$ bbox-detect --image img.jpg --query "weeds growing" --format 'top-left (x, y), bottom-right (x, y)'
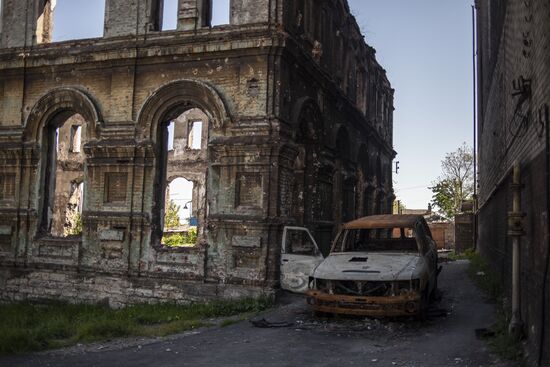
top-left (0, 296), bottom-right (272, 355)
top-left (465, 250), bottom-right (523, 361)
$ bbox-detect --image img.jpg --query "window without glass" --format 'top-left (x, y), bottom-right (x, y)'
top-left (155, 108), bottom-right (209, 248)
top-left (211, 0), bottom-right (230, 26)
top-left (48, 0), bottom-right (105, 42)
top-left (188, 121), bottom-right (203, 149)
top-left (167, 121), bottom-right (175, 151)
top-left (165, 177), bottom-right (194, 229)
top-left (162, 0), bottom-right (178, 30)
top-left (42, 114), bottom-right (87, 237)
top-left (70, 125), bottom-right (82, 153)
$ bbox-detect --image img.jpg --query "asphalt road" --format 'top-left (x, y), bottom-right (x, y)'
top-left (1, 260), bottom-right (518, 367)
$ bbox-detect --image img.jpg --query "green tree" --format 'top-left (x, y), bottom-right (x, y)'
top-left (430, 143), bottom-right (474, 219)
top-left (164, 200), bottom-right (181, 229)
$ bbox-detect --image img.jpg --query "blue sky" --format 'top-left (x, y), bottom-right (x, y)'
top-left (51, 0), bottom-right (230, 41)
top-left (51, 0), bottom-right (474, 209)
top-left (348, 0), bottom-right (475, 209)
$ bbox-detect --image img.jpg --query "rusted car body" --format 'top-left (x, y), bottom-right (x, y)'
top-left (280, 215), bottom-right (439, 317)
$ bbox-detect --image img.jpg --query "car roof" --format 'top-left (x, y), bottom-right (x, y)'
top-left (343, 214), bottom-right (424, 230)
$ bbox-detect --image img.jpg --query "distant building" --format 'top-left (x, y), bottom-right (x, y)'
top-left (394, 206), bottom-right (454, 249)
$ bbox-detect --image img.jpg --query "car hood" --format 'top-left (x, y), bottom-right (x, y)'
top-left (312, 252), bottom-right (425, 282)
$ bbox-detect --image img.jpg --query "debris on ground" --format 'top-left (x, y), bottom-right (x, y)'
top-left (250, 319), bottom-right (295, 328)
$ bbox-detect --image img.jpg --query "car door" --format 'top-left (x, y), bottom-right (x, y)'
top-left (280, 226), bottom-right (324, 293)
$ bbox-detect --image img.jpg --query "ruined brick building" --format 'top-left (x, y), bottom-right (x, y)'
top-left (0, 0), bottom-right (394, 306)
top-left (476, 0), bottom-right (550, 365)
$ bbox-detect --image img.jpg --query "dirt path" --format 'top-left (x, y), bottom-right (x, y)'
top-left (1, 261), bottom-right (519, 367)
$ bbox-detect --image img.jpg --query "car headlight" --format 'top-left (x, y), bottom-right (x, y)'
top-left (392, 279), bottom-right (420, 295)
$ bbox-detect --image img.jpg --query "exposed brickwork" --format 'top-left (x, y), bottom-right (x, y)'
top-left (0, 0), bottom-right (394, 307)
top-left (476, 0), bottom-right (550, 364)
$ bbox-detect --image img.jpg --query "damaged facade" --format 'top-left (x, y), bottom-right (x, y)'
top-left (0, 0), bottom-right (394, 307)
top-left (475, 0), bottom-right (550, 365)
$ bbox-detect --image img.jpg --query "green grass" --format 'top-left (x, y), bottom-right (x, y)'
top-left (448, 248), bottom-right (476, 261)
top-left (466, 250), bottom-right (523, 361)
top-left (0, 296), bottom-right (273, 356)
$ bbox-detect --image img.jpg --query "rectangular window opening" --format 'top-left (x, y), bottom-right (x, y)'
top-left (188, 121), bottom-right (203, 150)
top-left (211, 0), bottom-right (230, 26)
top-left (55, 127), bottom-right (60, 153)
top-left (77, 182), bottom-right (84, 213)
top-left (70, 125), bottom-right (82, 153)
top-left (162, 0), bottom-right (178, 30)
top-left (51, 0), bottom-right (105, 42)
top-left (167, 121), bottom-right (175, 151)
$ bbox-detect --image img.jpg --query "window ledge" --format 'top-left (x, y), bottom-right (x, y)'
top-left (153, 242), bottom-right (206, 254)
top-left (34, 234), bottom-right (83, 245)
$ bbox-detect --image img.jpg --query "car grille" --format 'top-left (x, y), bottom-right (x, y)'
top-left (315, 279), bottom-right (414, 297)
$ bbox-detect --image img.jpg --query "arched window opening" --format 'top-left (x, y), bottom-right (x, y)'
top-left (162, 0), bottom-right (178, 30)
top-left (162, 177), bottom-right (197, 246)
top-left (42, 113), bottom-right (87, 237)
top-left (51, 0), bottom-right (105, 43)
top-left (211, 0), bottom-right (230, 26)
top-left (154, 108), bottom-right (209, 248)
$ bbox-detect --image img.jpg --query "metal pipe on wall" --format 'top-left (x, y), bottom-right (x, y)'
top-left (472, 4), bottom-right (478, 251)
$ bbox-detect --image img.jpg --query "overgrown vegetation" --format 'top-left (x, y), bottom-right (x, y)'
top-left (0, 296), bottom-right (273, 356)
top-left (448, 247), bottom-right (476, 262)
top-left (465, 250), bottom-right (523, 361)
top-left (68, 212), bottom-right (83, 236)
top-left (162, 227), bottom-right (198, 247)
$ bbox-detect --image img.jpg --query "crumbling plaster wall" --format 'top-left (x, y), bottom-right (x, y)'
top-left (0, 0), bottom-right (394, 307)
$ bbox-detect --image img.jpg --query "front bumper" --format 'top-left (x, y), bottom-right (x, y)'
top-left (306, 289), bottom-right (422, 317)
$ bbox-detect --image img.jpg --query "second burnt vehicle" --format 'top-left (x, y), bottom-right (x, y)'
top-left (280, 215), bottom-right (440, 317)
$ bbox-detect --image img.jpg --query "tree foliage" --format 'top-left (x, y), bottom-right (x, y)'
top-left (430, 143), bottom-right (474, 219)
top-left (164, 200), bottom-right (181, 229)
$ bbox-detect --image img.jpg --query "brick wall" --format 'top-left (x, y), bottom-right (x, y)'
top-left (0, 0), bottom-right (395, 307)
top-left (476, 0), bottom-right (550, 364)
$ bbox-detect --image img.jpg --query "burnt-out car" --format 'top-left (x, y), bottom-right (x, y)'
top-left (280, 215), bottom-right (439, 317)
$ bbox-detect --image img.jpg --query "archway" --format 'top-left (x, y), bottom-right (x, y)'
top-left (137, 81), bottom-right (229, 247)
top-left (25, 88), bottom-right (100, 238)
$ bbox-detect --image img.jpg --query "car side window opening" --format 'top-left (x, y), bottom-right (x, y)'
top-left (414, 223), bottom-right (430, 255)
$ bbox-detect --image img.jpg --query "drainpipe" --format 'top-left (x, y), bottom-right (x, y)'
top-left (508, 161), bottom-right (524, 339)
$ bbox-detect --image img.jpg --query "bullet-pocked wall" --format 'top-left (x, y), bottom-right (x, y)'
top-left (0, 0), bottom-right (394, 307)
